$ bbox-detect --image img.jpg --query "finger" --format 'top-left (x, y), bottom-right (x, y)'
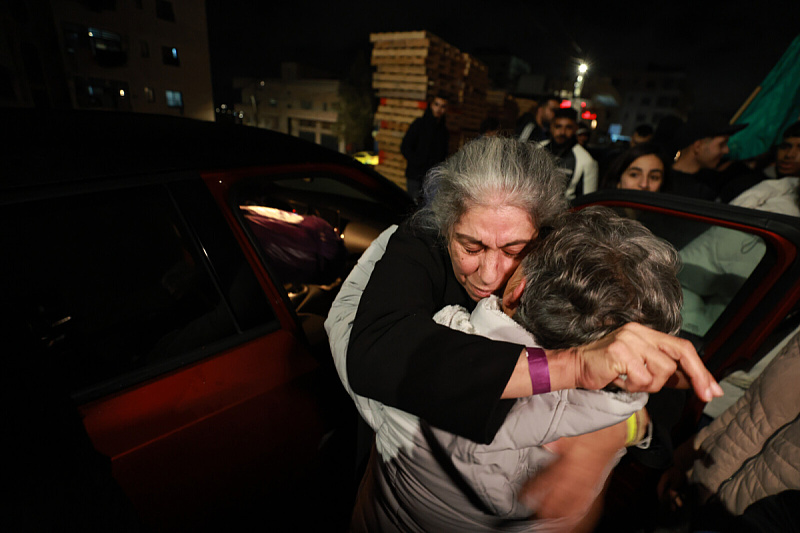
top-left (658, 336), bottom-right (722, 401)
top-left (638, 351), bottom-right (677, 392)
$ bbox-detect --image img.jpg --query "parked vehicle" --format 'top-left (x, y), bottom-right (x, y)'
top-left (1, 109), bottom-right (413, 531)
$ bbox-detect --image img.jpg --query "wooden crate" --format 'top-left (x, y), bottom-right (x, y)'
top-left (371, 30), bottom-right (489, 175)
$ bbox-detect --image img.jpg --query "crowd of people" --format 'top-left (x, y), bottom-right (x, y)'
top-left (331, 93), bottom-right (800, 532)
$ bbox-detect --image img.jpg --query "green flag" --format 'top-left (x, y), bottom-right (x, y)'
top-left (729, 34), bottom-right (800, 160)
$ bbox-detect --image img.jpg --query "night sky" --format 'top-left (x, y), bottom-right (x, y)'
top-left (205, 0), bottom-right (798, 116)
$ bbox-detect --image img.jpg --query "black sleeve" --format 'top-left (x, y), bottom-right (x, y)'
top-left (400, 119), bottom-right (422, 166)
top-left (347, 223), bottom-right (521, 444)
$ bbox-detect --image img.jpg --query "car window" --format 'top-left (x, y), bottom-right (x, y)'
top-left (229, 171), bottom-right (407, 317)
top-left (2, 183), bottom-right (277, 398)
top-left (608, 207), bottom-right (766, 338)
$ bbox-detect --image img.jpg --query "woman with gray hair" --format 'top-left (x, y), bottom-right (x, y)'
top-left (325, 136), bottom-right (721, 527)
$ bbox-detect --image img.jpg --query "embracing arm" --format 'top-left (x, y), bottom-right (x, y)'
top-left (502, 324), bottom-right (722, 403)
top-left (345, 223), bottom-right (522, 443)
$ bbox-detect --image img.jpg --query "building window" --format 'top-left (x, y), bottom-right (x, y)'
top-left (144, 86), bottom-right (155, 102)
top-left (300, 100), bottom-right (312, 110)
top-left (140, 40), bottom-right (149, 58)
top-left (269, 98), bottom-right (277, 107)
top-left (88, 27), bottom-right (127, 67)
top-left (641, 97), bottom-right (651, 106)
top-left (165, 90), bottom-right (183, 108)
top-left (135, 0), bottom-right (143, 8)
top-left (161, 46), bottom-right (180, 66)
top-left (156, 0), bottom-right (175, 21)
top-left (63, 23), bottom-right (87, 55)
top-left (74, 76), bottom-right (130, 110)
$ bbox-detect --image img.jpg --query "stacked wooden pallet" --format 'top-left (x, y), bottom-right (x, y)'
top-left (369, 31), bottom-right (489, 189)
top-left (486, 89), bottom-right (520, 132)
top-left (455, 53), bottom-right (490, 133)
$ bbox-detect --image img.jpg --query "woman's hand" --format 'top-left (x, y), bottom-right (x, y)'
top-left (547, 323), bottom-right (723, 402)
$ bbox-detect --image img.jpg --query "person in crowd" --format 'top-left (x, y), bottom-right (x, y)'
top-left (657, 329), bottom-right (800, 533)
top-left (401, 91), bottom-right (449, 203)
top-left (517, 95), bottom-right (560, 143)
top-left (663, 112), bottom-right (747, 201)
top-left (718, 120), bottom-right (800, 202)
top-left (652, 115), bottom-right (686, 160)
top-left (764, 120), bottom-right (800, 179)
top-left (678, 123), bottom-right (799, 336)
top-left (541, 107), bottom-right (599, 199)
top-left (479, 116), bottom-right (501, 137)
top-left (336, 206), bottom-right (682, 532)
top-left (325, 136), bottom-right (722, 527)
top-left (630, 123), bottom-right (655, 147)
top-left (601, 143), bottom-right (670, 192)
top-left (575, 121), bottom-right (591, 147)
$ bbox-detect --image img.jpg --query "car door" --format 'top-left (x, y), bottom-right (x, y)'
top-left (2, 175), bottom-right (357, 531)
top-left (575, 190), bottom-right (800, 381)
top-left (573, 189), bottom-right (800, 531)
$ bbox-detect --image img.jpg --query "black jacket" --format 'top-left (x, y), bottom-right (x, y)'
top-left (401, 109), bottom-right (449, 181)
top-left (347, 222), bottom-right (520, 444)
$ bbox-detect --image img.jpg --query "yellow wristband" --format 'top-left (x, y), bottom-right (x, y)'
top-left (625, 413), bottom-right (638, 446)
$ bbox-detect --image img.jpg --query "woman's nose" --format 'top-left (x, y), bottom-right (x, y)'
top-left (478, 252), bottom-right (499, 284)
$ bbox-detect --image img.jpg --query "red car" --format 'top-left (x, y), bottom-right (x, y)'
top-left (2, 109), bottom-right (413, 531)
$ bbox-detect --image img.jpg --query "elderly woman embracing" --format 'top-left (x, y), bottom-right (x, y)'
top-left (325, 136), bottom-right (722, 532)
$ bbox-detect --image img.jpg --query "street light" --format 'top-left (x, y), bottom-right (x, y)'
top-left (574, 62), bottom-right (589, 98)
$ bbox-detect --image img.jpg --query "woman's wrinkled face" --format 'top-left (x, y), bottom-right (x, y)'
top-left (617, 154), bottom-right (664, 192)
top-left (448, 205), bottom-right (537, 302)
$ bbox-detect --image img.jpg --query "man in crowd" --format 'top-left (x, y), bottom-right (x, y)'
top-left (664, 113), bottom-right (747, 201)
top-left (770, 121), bottom-right (800, 179)
top-left (631, 123), bottom-right (655, 147)
top-left (401, 92), bottom-right (449, 203)
top-left (518, 95), bottom-right (561, 143)
top-left (541, 107), bottom-right (598, 199)
top-left (575, 121), bottom-right (591, 147)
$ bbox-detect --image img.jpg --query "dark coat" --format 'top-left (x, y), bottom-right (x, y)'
top-left (400, 109), bottom-right (449, 181)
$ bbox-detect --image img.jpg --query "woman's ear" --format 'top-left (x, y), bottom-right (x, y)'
top-left (503, 274), bottom-right (527, 311)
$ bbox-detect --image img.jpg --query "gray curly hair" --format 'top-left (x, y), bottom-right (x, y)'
top-left (514, 206), bottom-right (683, 349)
top-left (410, 136), bottom-right (568, 239)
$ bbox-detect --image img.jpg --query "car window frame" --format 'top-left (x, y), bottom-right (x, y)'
top-left (573, 190), bottom-right (800, 378)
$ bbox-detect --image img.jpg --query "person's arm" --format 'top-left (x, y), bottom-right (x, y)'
top-left (584, 159), bottom-right (599, 195)
top-left (502, 323), bottom-right (723, 403)
top-left (518, 408), bottom-right (650, 520)
top-left (400, 119), bottom-right (422, 164)
top-left (346, 223), bottom-right (523, 443)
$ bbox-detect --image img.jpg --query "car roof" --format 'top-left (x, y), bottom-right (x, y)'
top-left (1, 108), bottom-right (381, 191)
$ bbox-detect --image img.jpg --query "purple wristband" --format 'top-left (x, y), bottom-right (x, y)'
top-left (526, 347), bottom-right (551, 395)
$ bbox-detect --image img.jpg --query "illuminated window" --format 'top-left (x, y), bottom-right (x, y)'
top-left (161, 46), bottom-right (180, 66)
top-left (144, 86), bottom-right (155, 102)
top-left (165, 90), bottom-right (183, 108)
top-left (88, 27), bottom-right (126, 67)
